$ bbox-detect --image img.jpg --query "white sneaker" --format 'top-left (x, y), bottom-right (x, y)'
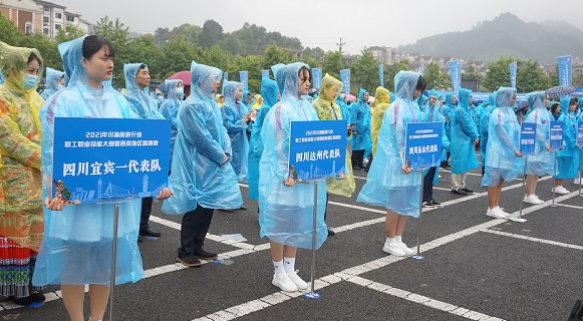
top-left (574, 178), bottom-right (581, 185)
top-left (552, 186), bottom-right (570, 195)
top-left (396, 239), bottom-right (414, 257)
top-left (523, 195), bottom-right (544, 205)
top-left (286, 270), bottom-right (308, 290)
top-left (272, 273), bottom-right (298, 292)
top-left (486, 207), bottom-right (509, 219)
top-left (533, 195), bottom-right (544, 203)
top-left (383, 240), bottom-right (407, 257)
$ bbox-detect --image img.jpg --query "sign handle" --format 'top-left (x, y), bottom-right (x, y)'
top-left (109, 203), bottom-right (120, 321)
top-left (412, 172), bottom-right (425, 260)
top-left (304, 181), bottom-right (320, 299)
top-left (551, 152), bottom-right (558, 208)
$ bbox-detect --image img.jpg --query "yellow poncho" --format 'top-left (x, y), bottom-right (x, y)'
top-left (370, 86), bottom-right (391, 156)
top-left (0, 41), bottom-right (44, 251)
top-left (251, 94), bottom-right (263, 109)
top-left (311, 74), bottom-right (356, 197)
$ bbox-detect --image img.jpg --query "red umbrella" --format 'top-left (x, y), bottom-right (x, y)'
top-left (168, 71), bottom-right (191, 85)
top-left (345, 94), bottom-right (356, 102)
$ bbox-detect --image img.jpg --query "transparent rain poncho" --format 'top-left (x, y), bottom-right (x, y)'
top-left (312, 74), bottom-right (356, 198)
top-left (248, 76), bottom-right (279, 201)
top-left (441, 93), bottom-right (455, 142)
top-left (524, 91), bottom-right (555, 176)
top-left (424, 90), bottom-right (450, 183)
top-left (32, 36), bottom-right (145, 287)
top-left (221, 81), bottom-right (249, 183)
top-left (557, 97), bottom-right (580, 179)
top-left (162, 61), bottom-right (242, 214)
top-left (481, 87), bottom-right (523, 187)
top-left (159, 79), bottom-right (183, 167)
top-left (450, 88), bottom-right (480, 174)
top-left (350, 88), bottom-right (371, 151)
top-left (479, 94), bottom-right (496, 165)
top-left (258, 62), bottom-right (327, 250)
top-left (370, 86), bottom-right (391, 156)
top-left (122, 63), bottom-right (164, 120)
top-left (357, 71), bottom-right (423, 217)
top-left (40, 67), bottom-right (64, 100)
top-left (0, 41), bottom-right (44, 255)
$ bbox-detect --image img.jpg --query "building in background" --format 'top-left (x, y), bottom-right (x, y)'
top-left (368, 46), bottom-right (394, 65)
top-left (35, 0), bottom-right (90, 38)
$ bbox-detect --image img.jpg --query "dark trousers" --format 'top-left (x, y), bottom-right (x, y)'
top-left (140, 197), bottom-right (153, 232)
top-left (364, 155), bottom-right (373, 173)
top-left (178, 205), bottom-right (214, 256)
top-left (352, 149), bottom-right (365, 167)
top-left (423, 167), bottom-right (437, 202)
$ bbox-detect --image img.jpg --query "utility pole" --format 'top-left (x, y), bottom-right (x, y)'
top-left (336, 37), bottom-right (345, 55)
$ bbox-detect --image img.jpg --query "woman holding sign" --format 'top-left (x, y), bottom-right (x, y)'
top-left (357, 71), bottom-right (426, 257)
top-left (554, 97), bottom-right (580, 194)
top-left (0, 42), bottom-right (45, 305)
top-left (523, 91), bottom-right (553, 204)
top-left (35, 35), bottom-right (172, 321)
top-left (259, 62), bottom-right (327, 292)
top-left (481, 87), bottom-right (523, 219)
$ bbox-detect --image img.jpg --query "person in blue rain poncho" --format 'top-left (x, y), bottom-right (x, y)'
top-left (336, 89), bottom-right (351, 124)
top-left (577, 98), bottom-right (583, 185)
top-left (357, 71), bottom-right (427, 257)
top-left (450, 88), bottom-right (480, 196)
top-left (350, 88), bottom-right (371, 169)
top-left (162, 61), bottom-right (243, 268)
top-left (440, 93), bottom-right (456, 169)
top-left (34, 35), bottom-right (173, 321)
top-left (422, 90), bottom-right (450, 208)
top-left (222, 81), bottom-right (251, 184)
top-left (122, 62), bottom-right (166, 242)
top-left (248, 75), bottom-right (279, 201)
top-left (481, 87), bottom-right (523, 219)
top-left (258, 62), bottom-right (327, 293)
top-left (554, 97), bottom-right (581, 194)
top-left (479, 93), bottom-right (496, 175)
top-left (159, 79), bottom-right (184, 168)
top-left (523, 91), bottom-right (554, 205)
top-left (40, 67), bottom-right (64, 100)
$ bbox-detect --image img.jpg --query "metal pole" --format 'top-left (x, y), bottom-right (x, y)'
top-left (579, 148), bottom-right (582, 197)
top-left (519, 156), bottom-right (528, 218)
top-left (109, 203), bottom-right (120, 321)
top-left (304, 181), bottom-right (320, 299)
top-left (551, 152), bottom-right (558, 208)
top-left (416, 172), bottom-right (424, 256)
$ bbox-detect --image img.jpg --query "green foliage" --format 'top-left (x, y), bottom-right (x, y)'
top-left (483, 56), bottom-right (552, 92)
top-left (349, 49), bottom-right (379, 94)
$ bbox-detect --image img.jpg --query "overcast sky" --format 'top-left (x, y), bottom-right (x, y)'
top-left (57, 0), bottom-right (583, 54)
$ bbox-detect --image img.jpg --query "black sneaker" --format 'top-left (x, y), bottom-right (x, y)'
top-left (137, 235), bottom-right (144, 243)
top-left (461, 188), bottom-right (474, 194)
top-left (140, 228), bottom-right (161, 238)
top-left (218, 209), bottom-right (235, 213)
top-left (11, 296), bottom-right (33, 306)
top-left (192, 249), bottom-right (218, 260)
top-left (328, 229), bottom-right (335, 237)
top-left (237, 206), bottom-right (247, 211)
top-left (30, 292), bottom-right (46, 303)
top-left (422, 201), bottom-right (435, 208)
top-left (176, 254), bottom-right (202, 268)
top-left (430, 199), bottom-right (441, 206)
top-left (451, 189), bottom-right (469, 196)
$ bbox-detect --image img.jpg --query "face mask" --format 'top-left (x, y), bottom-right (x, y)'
top-left (175, 87), bottom-right (184, 98)
top-left (339, 93), bottom-right (346, 100)
top-left (58, 84), bottom-right (65, 90)
top-left (157, 97), bottom-right (165, 104)
top-left (24, 74), bottom-right (37, 90)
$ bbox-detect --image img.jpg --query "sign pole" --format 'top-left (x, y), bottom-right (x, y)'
top-left (551, 152), bottom-right (558, 208)
top-left (509, 156), bottom-right (528, 223)
top-left (305, 181), bottom-right (320, 299)
top-left (412, 172), bottom-right (425, 260)
top-left (109, 202), bottom-right (120, 321)
top-left (579, 148), bottom-right (582, 197)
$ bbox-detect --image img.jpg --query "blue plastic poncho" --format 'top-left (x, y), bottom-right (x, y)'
top-left (350, 88), bottom-right (371, 151)
top-left (424, 90), bottom-right (450, 183)
top-left (221, 81), bottom-right (249, 183)
top-left (258, 62), bottom-right (327, 250)
top-left (450, 88), bottom-right (479, 174)
top-left (441, 93), bottom-right (456, 141)
top-left (40, 67), bottom-right (64, 100)
top-left (33, 36), bottom-right (145, 287)
top-left (122, 63), bottom-right (164, 120)
top-left (336, 95), bottom-right (351, 125)
top-left (557, 97), bottom-right (580, 179)
top-left (479, 94), bottom-right (496, 165)
top-left (357, 71), bottom-right (423, 217)
top-left (481, 87), bottom-right (523, 187)
top-left (524, 91), bottom-right (554, 176)
top-left (162, 61), bottom-right (243, 214)
top-left (159, 79), bottom-right (183, 167)
top-left (248, 76), bottom-right (278, 200)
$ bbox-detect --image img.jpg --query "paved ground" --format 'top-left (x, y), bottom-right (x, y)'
top-left (2, 164), bottom-right (583, 321)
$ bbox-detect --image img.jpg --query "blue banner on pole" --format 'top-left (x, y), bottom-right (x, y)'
top-left (405, 122), bottom-right (443, 170)
top-left (520, 122), bottom-right (537, 155)
top-left (558, 55), bottom-right (572, 86)
top-left (378, 64), bottom-right (384, 87)
top-left (550, 121), bottom-right (564, 151)
top-left (52, 118), bottom-right (171, 204)
top-left (340, 69), bottom-right (350, 94)
top-left (261, 69), bottom-right (269, 79)
top-left (312, 68), bottom-right (322, 90)
top-left (420, 63), bottom-right (424, 75)
top-left (510, 61), bottom-right (517, 88)
top-left (578, 122), bottom-right (583, 146)
top-left (239, 71), bottom-right (248, 90)
top-left (222, 71), bottom-right (228, 93)
top-left (448, 60), bottom-right (461, 92)
top-left (288, 120), bottom-right (348, 182)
